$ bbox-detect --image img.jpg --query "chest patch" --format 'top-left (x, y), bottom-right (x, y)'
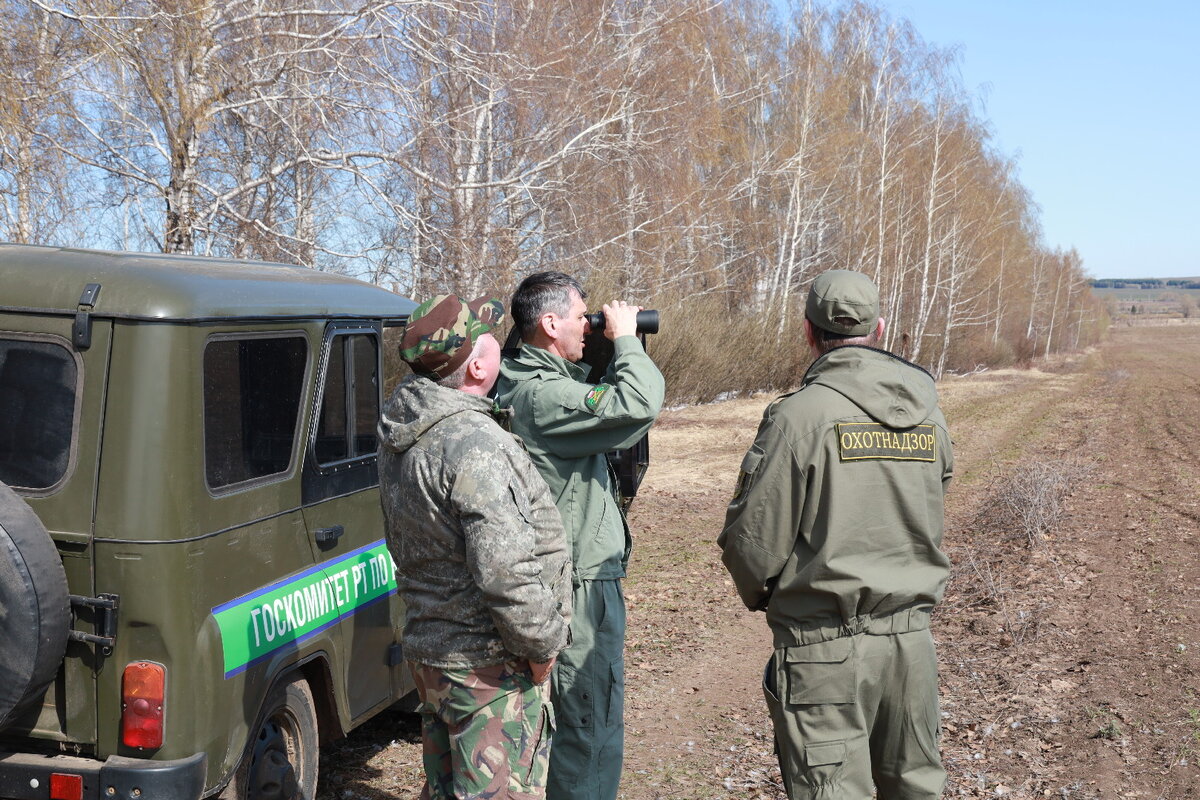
top-left (584, 385), bottom-right (610, 411)
top-left (836, 422), bottom-right (936, 462)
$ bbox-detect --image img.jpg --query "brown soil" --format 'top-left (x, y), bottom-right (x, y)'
top-left (318, 323), bottom-right (1200, 799)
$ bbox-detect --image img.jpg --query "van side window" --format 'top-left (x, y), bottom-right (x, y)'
top-left (315, 340), bottom-right (349, 462)
top-left (314, 333), bottom-right (380, 466)
top-left (203, 335), bottom-right (307, 490)
top-left (0, 337), bottom-right (79, 490)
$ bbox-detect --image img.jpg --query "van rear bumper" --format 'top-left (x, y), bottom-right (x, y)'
top-left (0, 751), bottom-right (206, 800)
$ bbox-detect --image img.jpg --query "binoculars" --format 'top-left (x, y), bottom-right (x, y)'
top-left (583, 309), bottom-right (660, 335)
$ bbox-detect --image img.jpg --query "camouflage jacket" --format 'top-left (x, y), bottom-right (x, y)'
top-left (719, 346), bottom-right (953, 648)
top-left (379, 374), bottom-right (572, 668)
top-left (494, 338), bottom-right (664, 580)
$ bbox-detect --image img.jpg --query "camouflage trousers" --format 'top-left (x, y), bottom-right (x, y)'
top-left (409, 659), bottom-right (554, 800)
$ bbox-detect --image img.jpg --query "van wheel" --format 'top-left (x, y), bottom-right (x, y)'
top-left (0, 481), bottom-right (70, 730)
top-left (223, 676), bottom-right (319, 800)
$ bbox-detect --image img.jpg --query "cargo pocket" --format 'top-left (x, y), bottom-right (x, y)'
top-left (551, 662), bottom-right (592, 729)
top-left (803, 740), bottom-right (847, 787)
top-left (784, 637), bottom-right (856, 706)
top-left (548, 662), bottom-right (588, 785)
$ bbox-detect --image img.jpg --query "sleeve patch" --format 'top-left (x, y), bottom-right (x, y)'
top-left (583, 384), bottom-right (610, 412)
top-left (836, 422), bottom-right (936, 462)
top-left (731, 448), bottom-right (764, 502)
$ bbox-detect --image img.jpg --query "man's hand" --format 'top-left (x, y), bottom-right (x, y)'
top-left (529, 657), bottom-right (556, 684)
top-left (602, 300), bottom-right (641, 341)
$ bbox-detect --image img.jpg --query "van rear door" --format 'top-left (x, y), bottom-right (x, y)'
top-left (0, 313), bottom-right (112, 749)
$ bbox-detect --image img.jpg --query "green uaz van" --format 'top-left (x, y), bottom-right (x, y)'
top-left (0, 244), bottom-right (416, 800)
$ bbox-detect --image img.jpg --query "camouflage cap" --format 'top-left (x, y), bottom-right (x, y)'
top-left (399, 294), bottom-right (505, 378)
top-left (805, 269), bottom-right (880, 336)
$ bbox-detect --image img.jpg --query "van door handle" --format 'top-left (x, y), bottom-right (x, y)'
top-left (315, 525), bottom-right (345, 547)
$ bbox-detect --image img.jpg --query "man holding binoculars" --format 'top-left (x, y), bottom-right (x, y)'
top-left (495, 272), bottom-right (665, 800)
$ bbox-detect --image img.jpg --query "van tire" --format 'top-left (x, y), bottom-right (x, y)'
top-left (0, 481), bottom-right (70, 730)
top-left (221, 675), bottom-right (319, 800)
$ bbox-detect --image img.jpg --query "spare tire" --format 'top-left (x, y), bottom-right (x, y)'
top-left (0, 481), bottom-right (70, 729)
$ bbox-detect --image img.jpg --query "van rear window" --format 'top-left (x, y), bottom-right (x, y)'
top-left (0, 338), bottom-right (79, 490)
top-left (203, 335), bottom-right (307, 490)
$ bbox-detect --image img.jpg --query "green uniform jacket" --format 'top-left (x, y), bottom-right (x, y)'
top-left (495, 337), bottom-right (665, 580)
top-left (718, 346), bottom-right (953, 649)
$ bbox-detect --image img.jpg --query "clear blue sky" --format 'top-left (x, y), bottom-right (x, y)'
top-left (779, 1), bottom-right (1200, 280)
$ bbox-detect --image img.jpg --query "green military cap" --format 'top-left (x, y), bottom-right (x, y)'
top-left (805, 269), bottom-right (880, 336)
top-left (399, 294), bottom-right (505, 378)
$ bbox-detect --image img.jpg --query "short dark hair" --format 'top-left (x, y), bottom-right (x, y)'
top-left (511, 271), bottom-right (587, 337)
top-left (810, 316), bottom-right (880, 355)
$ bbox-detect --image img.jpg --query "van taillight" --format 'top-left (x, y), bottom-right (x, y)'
top-left (121, 661), bottom-right (165, 748)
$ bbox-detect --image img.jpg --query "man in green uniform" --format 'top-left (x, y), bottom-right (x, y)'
top-left (719, 270), bottom-right (953, 799)
top-left (494, 272), bottom-right (665, 800)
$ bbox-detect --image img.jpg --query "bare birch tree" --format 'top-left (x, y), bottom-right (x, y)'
top-left (34, 0), bottom-right (387, 256)
top-left (0, 1), bottom-right (86, 244)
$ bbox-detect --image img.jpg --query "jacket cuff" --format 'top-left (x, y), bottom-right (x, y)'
top-left (523, 628), bottom-right (569, 664)
top-left (611, 335), bottom-right (643, 355)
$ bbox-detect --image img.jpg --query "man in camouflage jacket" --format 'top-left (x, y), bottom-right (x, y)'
top-left (380, 294), bottom-right (572, 800)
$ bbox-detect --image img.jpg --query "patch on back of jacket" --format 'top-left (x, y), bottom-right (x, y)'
top-left (836, 422), bottom-right (936, 462)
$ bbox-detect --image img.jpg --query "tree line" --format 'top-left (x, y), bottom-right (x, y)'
top-left (0, 0), bottom-right (1105, 397)
top-left (1092, 279), bottom-right (1200, 290)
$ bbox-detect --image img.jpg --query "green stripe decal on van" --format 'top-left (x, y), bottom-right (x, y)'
top-left (212, 539), bottom-right (397, 678)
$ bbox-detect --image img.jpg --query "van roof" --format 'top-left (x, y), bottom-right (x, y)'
top-left (0, 244), bottom-right (416, 322)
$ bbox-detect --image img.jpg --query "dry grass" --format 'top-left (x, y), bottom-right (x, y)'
top-left (974, 459), bottom-right (1092, 547)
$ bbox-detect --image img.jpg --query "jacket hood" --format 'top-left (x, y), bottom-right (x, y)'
top-left (803, 346), bottom-right (938, 428)
top-left (379, 373), bottom-right (494, 454)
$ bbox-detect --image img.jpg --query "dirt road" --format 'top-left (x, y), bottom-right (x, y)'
top-left (318, 323), bottom-right (1200, 799)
